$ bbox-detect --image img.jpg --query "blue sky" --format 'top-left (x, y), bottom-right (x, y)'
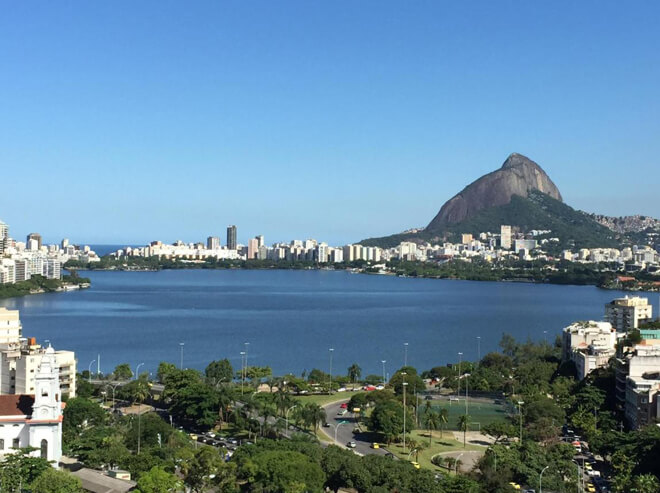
top-left (1, 1), bottom-right (659, 245)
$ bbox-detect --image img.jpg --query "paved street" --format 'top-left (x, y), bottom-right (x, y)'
top-left (322, 398), bottom-right (391, 458)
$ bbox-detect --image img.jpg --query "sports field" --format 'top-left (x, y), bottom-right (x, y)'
top-left (426, 396), bottom-right (510, 431)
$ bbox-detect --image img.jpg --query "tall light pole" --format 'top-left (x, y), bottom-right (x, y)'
top-left (244, 342), bottom-right (250, 371)
top-left (539, 465), bottom-right (550, 493)
top-left (240, 351), bottom-right (246, 395)
top-left (135, 362), bottom-right (144, 380)
top-left (404, 342), bottom-right (409, 367)
top-left (477, 337), bottom-right (481, 364)
top-left (455, 452), bottom-right (465, 475)
top-left (402, 372), bottom-right (408, 452)
top-left (518, 401), bottom-right (524, 445)
top-left (465, 373), bottom-right (469, 416)
top-left (381, 360), bottom-right (387, 384)
top-left (333, 420), bottom-right (347, 443)
top-left (88, 360), bottom-right (96, 383)
top-left (179, 342), bottom-right (184, 370)
top-left (457, 352), bottom-right (463, 400)
top-left (329, 348), bottom-right (334, 394)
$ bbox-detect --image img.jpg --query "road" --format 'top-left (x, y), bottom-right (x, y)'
top-left (322, 398), bottom-right (391, 458)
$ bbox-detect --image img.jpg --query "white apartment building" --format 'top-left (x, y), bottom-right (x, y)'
top-left (500, 225), bottom-right (512, 250)
top-left (624, 344), bottom-right (660, 429)
top-left (605, 296), bottom-right (653, 332)
top-left (0, 309), bottom-right (76, 397)
top-left (562, 321), bottom-right (617, 380)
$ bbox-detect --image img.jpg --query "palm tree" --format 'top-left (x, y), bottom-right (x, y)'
top-left (303, 403), bottom-right (326, 432)
top-left (347, 363), bottom-right (362, 384)
top-left (425, 411), bottom-right (440, 445)
top-left (458, 414), bottom-right (470, 448)
top-left (414, 441), bottom-right (427, 462)
top-left (438, 408), bottom-right (449, 439)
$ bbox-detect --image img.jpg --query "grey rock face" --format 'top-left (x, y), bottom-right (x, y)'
top-left (426, 153), bottom-right (562, 230)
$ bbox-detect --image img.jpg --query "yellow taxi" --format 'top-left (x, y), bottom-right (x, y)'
top-left (371, 442), bottom-right (380, 449)
top-left (410, 461), bottom-right (421, 469)
top-left (508, 483), bottom-right (521, 490)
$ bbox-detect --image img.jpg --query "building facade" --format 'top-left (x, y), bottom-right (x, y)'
top-left (226, 225), bottom-right (237, 250)
top-left (605, 296), bottom-right (653, 332)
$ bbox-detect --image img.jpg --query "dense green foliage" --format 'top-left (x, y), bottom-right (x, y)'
top-left (0, 274), bottom-right (90, 299)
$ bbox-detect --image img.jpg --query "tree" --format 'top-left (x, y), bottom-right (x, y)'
top-left (30, 468), bottom-right (84, 493)
top-left (301, 403), bottom-right (326, 432)
top-left (424, 411), bottom-right (440, 445)
top-left (185, 447), bottom-right (236, 493)
top-left (113, 363), bottom-right (133, 381)
top-left (63, 397), bottom-right (106, 434)
top-left (438, 408), bottom-right (449, 439)
top-left (205, 359), bottom-right (234, 387)
top-left (389, 366), bottom-right (425, 395)
top-left (482, 420), bottom-right (516, 445)
top-left (458, 415), bottom-right (470, 448)
top-left (369, 400), bottom-right (414, 445)
top-left (169, 382), bottom-right (220, 429)
top-left (135, 466), bottom-right (182, 493)
top-left (347, 363), bottom-right (362, 383)
top-left (121, 375), bottom-right (150, 405)
top-left (631, 474), bottom-right (660, 493)
top-left (157, 362), bottom-right (178, 383)
top-left (0, 449), bottom-right (51, 492)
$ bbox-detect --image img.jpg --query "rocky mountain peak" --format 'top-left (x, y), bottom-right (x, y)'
top-left (426, 153), bottom-right (563, 230)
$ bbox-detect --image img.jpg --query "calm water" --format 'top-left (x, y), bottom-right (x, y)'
top-left (0, 270), bottom-right (641, 378)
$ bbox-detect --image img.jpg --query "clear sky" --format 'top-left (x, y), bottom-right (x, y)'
top-left (1, 1), bottom-right (659, 246)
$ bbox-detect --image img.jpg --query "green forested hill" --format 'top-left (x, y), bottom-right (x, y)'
top-left (360, 191), bottom-right (621, 249)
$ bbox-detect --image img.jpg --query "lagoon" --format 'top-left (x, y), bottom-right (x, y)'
top-left (0, 269), bottom-right (638, 378)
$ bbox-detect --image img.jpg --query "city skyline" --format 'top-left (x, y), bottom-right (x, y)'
top-left (1, 2), bottom-right (659, 244)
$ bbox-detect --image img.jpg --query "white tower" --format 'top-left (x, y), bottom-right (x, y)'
top-left (29, 346), bottom-right (63, 466)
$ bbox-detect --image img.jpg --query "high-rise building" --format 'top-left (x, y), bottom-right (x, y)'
top-left (26, 233), bottom-right (42, 250)
top-left (605, 296), bottom-right (653, 332)
top-left (500, 225), bottom-right (512, 250)
top-left (0, 221), bottom-right (8, 254)
top-left (256, 235), bottom-right (265, 248)
top-left (226, 226), bottom-right (237, 250)
top-left (61, 238), bottom-right (69, 249)
top-left (207, 236), bottom-right (220, 250)
top-left (247, 238), bottom-right (259, 259)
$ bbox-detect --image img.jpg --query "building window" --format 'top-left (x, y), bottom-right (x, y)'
top-left (40, 439), bottom-right (47, 459)
top-left (0, 439), bottom-right (4, 450)
top-left (12, 438), bottom-right (19, 449)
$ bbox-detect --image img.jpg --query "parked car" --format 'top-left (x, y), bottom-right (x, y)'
top-left (347, 441), bottom-right (357, 448)
top-left (371, 442), bottom-right (380, 449)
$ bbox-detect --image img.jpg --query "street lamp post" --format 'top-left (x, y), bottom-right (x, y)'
top-left (135, 362), bottom-right (144, 380)
top-left (329, 348), bottom-right (334, 394)
top-left (240, 351), bottom-right (246, 394)
top-left (457, 352), bottom-right (463, 400)
top-left (106, 383), bottom-right (120, 411)
top-left (179, 342), bottom-right (184, 370)
top-left (333, 421), bottom-right (347, 443)
top-left (518, 401), bottom-right (524, 445)
top-left (404, 342), bottom-right (409, 367)
top-left (381, 360), bottom-right (386, 384)
top-left (88, 360), bottom-right (96, 383)
top-left (539, 465), bottom-right (550, 493)
top-left (402, 372), bottom-right (408, 452)
top-left (465, 373), bottom-right (469, 416)
top-left (455, 452), bottom-right (465, 475)
top-left (244, 342), bottom-right (250, 372)
top-left (285, 405), bottom-right (297, 438)
top-left (477, 337), bottom-right (481, 364)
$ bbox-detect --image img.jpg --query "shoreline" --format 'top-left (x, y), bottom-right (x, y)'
top-left (63, 263), bottom-right (660, 292)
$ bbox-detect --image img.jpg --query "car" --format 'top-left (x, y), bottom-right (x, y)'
top-left (586, 485), bottom-right (596, 493)
top-left (347, 441), bottom-right (357, 448)
top-left (322, 422), bottom-right (330, 428)
top-left (207, 432), bottom-right (216, 438)
top-left (588, 470), bottom-right (601, 478)
top-left (337, 409), bottom-right (347, 416)
top-left (371, 442), bottom-right (380, 449)
top-left (340, 403), bottom-right (348, 409)
top-left (508, 482), bottom-right (521, 490)
top-left (410, 461), bottom-right (421, 469)
top-left (425, 395), bottom-right (433, 400)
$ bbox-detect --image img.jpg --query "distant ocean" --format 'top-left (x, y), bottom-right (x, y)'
top-left (88, 244), bottom-right (139, 257)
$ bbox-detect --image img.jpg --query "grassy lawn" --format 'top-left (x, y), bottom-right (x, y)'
top-left (292, 393), bottom-right (349, 407)
top-left (386, 429), bottom-right (485, 471)
top-left (427, 398), bottom-right (507, 431)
